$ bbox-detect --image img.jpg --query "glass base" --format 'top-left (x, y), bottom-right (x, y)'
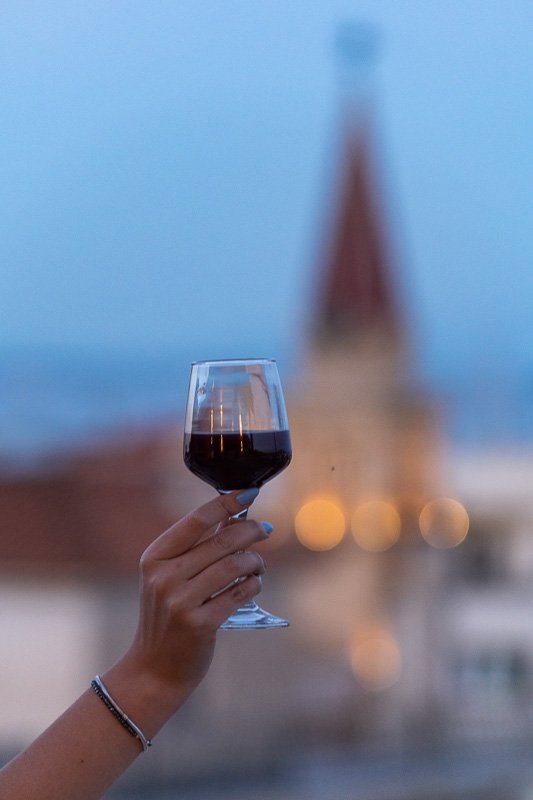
top-left (220, 601), bottom-right (289, 630)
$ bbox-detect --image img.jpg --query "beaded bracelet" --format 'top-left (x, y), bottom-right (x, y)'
top-left (91, 675), bottom-right (152, 752)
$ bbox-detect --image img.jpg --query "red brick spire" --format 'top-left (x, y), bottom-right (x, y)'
top-left (314, 22), bottom-right (400, 344)
top-left (316, 119), bottom-right (399, 341)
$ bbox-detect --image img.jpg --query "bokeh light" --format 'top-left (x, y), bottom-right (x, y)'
top-left (294, 497), bottom-right (345, 551)
top-left (349, 625), bottom-right (402, 691)
top-left (351, 498), bottom-right (402, 552)
top-left (419, 497), bottom-right (470, 549)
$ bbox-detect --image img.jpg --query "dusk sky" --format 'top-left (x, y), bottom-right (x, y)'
top-left (1, 1), bottom-right (533, 446)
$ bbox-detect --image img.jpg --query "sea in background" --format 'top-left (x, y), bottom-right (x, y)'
top-left (2, 343), bottom-right (533, 469)
top-left (0, 344), bottom-right (296, 467)
top-left (0, 345), bottom-right (192, 466)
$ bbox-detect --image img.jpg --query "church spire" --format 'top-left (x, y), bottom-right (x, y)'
top-left (314, 24), bottom-right (400, 345)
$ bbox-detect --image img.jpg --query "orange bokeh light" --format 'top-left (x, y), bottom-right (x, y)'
top-left (349, 625), bottom-right (402, 691)
top-left (419, 497), bottom-right (470, 549)
top-left (294, 497), bottom-right (345, 551)
top-left (351, 498), bottom-right (401, 552)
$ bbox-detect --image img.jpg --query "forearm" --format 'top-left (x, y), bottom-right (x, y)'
top-left (0, 655), bottom-right (191, 800)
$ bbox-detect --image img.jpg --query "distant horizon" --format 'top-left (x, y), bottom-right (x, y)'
top-left (2, 342), bottom-right (533, 464)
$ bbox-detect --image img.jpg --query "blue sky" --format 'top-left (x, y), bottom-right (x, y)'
top-left (1, 2), bottom-right (533, 433)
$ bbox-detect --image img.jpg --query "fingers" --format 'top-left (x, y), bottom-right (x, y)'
top-left (186, 549), bottom-right (266, 606)
top-left (145, 490), bottom-right (259, 560)
top-left (201, 574), bottom-right (263, 628)
top-left (179, 519), bottom-right (271, 579)
top-left (140, 550), bottom-right (265, 637)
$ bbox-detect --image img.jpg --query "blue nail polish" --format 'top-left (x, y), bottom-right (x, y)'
top-left (261, 522), bottom-right (273, 535)
top-left (236, 488), bottom-right (259, 505)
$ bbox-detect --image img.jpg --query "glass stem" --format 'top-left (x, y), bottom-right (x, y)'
top-left (218, 492), bottom-right (257, 610)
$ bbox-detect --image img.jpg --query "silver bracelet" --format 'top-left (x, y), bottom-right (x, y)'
top-left (91, 675), bottom-right (152, 752)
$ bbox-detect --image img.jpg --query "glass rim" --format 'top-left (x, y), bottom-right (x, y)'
top-left (190, 358), bottom-right (277, 366)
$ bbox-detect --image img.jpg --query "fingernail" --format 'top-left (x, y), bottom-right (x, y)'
top-left (261, 521), bottom-right (273, 535)
top-left (236, 488), bottom-right (260, 506)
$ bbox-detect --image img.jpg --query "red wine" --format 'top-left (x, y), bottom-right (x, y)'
top-left (184, 430), bottom-right (292, 491)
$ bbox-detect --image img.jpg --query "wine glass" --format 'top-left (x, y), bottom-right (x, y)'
top-left (183, 358), bottom-right (292, 629)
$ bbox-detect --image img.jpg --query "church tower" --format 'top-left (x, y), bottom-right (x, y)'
top-left (273, 27), bottom-right (445, 740)
top-left (286, 25), bottom-right (438, 542)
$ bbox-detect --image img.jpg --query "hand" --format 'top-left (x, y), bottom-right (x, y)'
top-left (122, 491), bottom-right (268, 696)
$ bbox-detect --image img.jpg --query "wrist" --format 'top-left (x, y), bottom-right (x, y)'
top-left (101, 652), bottom-right (193, 741)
